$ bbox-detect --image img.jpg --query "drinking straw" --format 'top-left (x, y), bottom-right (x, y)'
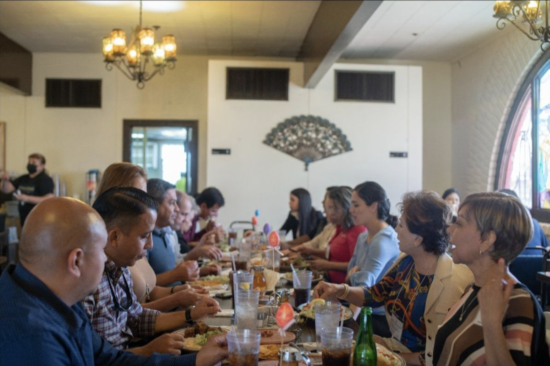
top-left (230, 325), bottom-right (241, 353)
top-left (290, 264), bottom-right (301, 287)
top-left (339, 306), bottom-right (345, 329)
top-left (231, 251), bottom-right (236, 272)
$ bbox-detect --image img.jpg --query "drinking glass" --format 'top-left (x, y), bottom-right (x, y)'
top-left (264, 249), bottom-right (281, 272)
top-left (293, 271), bottom-right (312, 308)
top-left (320, 327), bottom-right (354, 366)
top-left (227, 329), bottom-right (261, 366)
top-left (314, 302), bottom-right (341, 351)
top-left (236, 290), bottom-right (260, 330)
top-left (232, 271), bottom-right (254, 309)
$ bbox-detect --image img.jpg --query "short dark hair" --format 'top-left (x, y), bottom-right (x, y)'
top-left (28, 153), bottom-right (46, 165)
top-left (147, 179), bottom-right (175, 204)
top-left (196, 187), bottom-right (225, 208)
top-left (93, 186), bottom-right (158, 233)
top-left (400, 191), bottom-right (452, 256)
top-left (442, 188), bottom-right (460, 200)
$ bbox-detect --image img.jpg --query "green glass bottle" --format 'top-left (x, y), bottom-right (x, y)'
top-left (353, 307), bottom-right (377, 366)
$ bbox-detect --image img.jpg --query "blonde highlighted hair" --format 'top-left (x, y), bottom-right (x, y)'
top-left (460, 192), bottom-right (533, 265)
top-left (96, 163), bottom-right (147, 197)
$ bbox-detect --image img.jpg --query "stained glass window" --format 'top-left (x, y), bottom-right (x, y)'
top-left (497, 53), bottom-right (550, 221)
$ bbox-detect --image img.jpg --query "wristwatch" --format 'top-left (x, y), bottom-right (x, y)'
top-left (185, 308), bottom-right (195, 324)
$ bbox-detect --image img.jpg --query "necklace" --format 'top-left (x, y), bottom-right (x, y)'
top-left (391, 258), bottom-right (437, 317)
top-left (458, 289), bottom-right (478, 321)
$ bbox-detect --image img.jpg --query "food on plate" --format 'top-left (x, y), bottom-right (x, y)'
top-left (376, 344), bottom-right (403, 366)
top-left (284, 270), bottom-right (321, 281)
top-left (281, 255), bottom-right (308, 268)
top-left (259, 344), bottom-right (282, 360)
top-left (260, 330), bottom-right (274, 338)
top-left (218, 244), bottom-right (237, 253)
top-left (298, 299), bottom-right (349, 320)
top-left (181, 323), bottom-right (226, 351)
top-left (189, 275), bottom-right (229, 287)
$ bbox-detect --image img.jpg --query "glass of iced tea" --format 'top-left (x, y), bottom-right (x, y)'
top-left (293, 270), bottom-right (312, 308)
top-left (320, 327), bottom-right (354, 366)
top-left (227, 329), bottom-right (261, 366)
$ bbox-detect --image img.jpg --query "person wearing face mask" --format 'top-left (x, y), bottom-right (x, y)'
top-left (0, 153), bottom-right (54, 226)
top-left (442, 188), bottom-right (460, 223)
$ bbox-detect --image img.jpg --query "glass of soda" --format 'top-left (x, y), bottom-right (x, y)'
top-left (314, 302), bottom-right (341, 351)
top-left (227, 329), bottom-right (261, 366)
top-left (293, 270), bottom-right (312, 308)
top-left (320, 327), bottom-right (354, 366)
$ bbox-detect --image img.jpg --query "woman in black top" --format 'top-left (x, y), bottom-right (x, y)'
top-left (280, 188), bottom-right (324, 243)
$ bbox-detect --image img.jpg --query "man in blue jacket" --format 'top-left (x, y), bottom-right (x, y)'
top-left (0, 197), bottom-right (227, 366)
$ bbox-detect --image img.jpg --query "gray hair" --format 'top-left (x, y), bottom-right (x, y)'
top-left (188, 195), bottom-right (200, 215)
top-left (460, 192), bottom-right (533, 265)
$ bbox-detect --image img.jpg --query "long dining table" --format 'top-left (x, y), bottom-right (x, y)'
top-left (200, 269), bottom-right (359, 346)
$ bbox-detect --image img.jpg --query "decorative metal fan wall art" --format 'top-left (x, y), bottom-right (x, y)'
top-left (263, 115), bottom-right (353, 171)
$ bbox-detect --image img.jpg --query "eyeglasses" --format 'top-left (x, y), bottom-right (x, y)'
top-left (106, 272), bottom-right (134, 315)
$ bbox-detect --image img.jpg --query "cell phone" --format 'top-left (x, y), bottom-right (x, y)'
top-left (215, 292), bottom-right (233, 299)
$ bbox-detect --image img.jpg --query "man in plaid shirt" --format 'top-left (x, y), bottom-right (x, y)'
top-left (84, 187), bottom-right (221, 356)
top-left (0, 196), bottom-right (228, 366)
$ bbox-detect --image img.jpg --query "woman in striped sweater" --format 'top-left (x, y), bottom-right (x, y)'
top-left (433, 192), bottom-right (549, 366)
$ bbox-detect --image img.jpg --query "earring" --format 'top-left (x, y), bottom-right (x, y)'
top-left (479, 249), bottom-right (484, 256)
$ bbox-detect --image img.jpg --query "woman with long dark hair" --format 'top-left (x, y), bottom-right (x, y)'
top-left (280, 188), bottom-right (324, 241)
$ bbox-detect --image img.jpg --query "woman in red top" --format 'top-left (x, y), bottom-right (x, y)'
top-left (304, 186), bottom-right (367, 283)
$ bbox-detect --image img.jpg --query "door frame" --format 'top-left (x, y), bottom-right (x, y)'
top-left (123, 119), bottom-right (199, 195)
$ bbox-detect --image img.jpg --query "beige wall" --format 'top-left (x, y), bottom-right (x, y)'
top-left (208, 60), bottom-right (423, 229)
top-left (451, 31), bottom-right (540, 197)
top-left (339, 59), bottom-right (452, 195)
top-left (1, 54), bottom-right (212, 198)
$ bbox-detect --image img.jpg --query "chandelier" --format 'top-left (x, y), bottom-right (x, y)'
top-left (494, 1), bottom-right (550, 51)
top-left (102, 0), bottom-right (177, 89)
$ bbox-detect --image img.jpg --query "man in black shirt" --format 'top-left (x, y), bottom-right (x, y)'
top-left (1, 153), bottom-right (54, 226)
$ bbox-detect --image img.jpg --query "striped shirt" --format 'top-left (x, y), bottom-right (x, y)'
top-left (83, 260), bottom-right (160, 349)
top-left (433, 283), bottom-right (548, 366)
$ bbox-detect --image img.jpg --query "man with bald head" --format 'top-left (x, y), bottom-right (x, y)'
top-left (0, 197), bottom-right (227, 365)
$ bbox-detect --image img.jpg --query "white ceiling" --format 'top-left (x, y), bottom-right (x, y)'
top-left (343, 0), bottom-right (507, 61)
top-left (0, 1), bottom-right (321, 57)
top-left (0, 0), bottom-right (511, 61)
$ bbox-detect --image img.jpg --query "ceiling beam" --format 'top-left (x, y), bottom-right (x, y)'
top-left (299, 0), bottom-right (382, 89)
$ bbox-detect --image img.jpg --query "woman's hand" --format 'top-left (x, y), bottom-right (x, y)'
top-left (308, 258), bottom-right (329, 271)
top-left (313, 281), bottom-right (344, 301)
top-left (478, 258), bottom-right (515, 326)
top-left (296, 245), bottom-right (314, 255)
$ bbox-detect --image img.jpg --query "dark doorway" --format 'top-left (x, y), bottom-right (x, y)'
top-left (123, 120), bottom-right (198, 195)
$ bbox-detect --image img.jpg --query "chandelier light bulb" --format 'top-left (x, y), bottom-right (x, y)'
top-left (162, 35), bottom-right (177, 61)
top-left (127, 46), bottom-right (140, 67)
top-left (110, 29), bottom-right (127, 56)
top-left (139, 28), bottom-right (155, 55)
top-left (152, 43), bottom-right (166, 66)
top-left (102, 36), bottom-right (115, 62)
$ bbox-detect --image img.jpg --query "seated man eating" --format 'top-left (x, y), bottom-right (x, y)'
top-left (84, 187), bottom-right (221, 355)
top-left (0, 196), bottom-right (227, 366)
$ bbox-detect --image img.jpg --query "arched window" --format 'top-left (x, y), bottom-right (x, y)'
top-left (496, 52), bottom-right (550, 221)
